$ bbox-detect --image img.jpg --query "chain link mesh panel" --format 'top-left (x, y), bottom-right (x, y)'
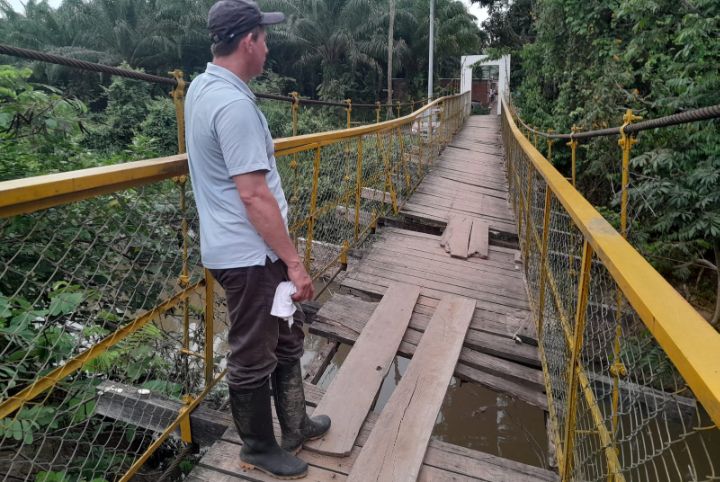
top-left (0, 179), bottom-right (215, 481)
top-left (0, 94), bottom-right (470, 481)
top-left (503, 103), bottom-right (720, 482)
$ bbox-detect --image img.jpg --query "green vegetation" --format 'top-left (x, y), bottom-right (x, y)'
top-left (478, 0), bottom-right (720, 327)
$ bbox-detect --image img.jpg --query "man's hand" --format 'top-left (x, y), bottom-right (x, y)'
top-left (287, 261), bottom-right (314, 302)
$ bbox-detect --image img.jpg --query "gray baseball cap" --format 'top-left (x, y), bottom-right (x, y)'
top-left (208, 0), bottom-right (285, 44)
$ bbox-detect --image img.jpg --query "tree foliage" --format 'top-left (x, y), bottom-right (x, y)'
top-left (495, 0), bottom-right (720, 324)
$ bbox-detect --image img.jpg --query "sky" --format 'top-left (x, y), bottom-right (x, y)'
top-left (7, 0), bottom-right (489, 24)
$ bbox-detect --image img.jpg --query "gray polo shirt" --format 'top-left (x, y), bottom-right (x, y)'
top-left (185, 63), bottom-right (288, 269)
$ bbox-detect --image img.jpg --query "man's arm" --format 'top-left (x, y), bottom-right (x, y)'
top-left (233, 171), bottom-right (314, 301)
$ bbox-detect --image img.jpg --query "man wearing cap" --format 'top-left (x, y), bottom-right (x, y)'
top-left (185, 1), bottom-right (330, 478)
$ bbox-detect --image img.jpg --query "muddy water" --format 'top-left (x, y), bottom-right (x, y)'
top-left (159, 279), bottom-right (550, 468)
top-left (309, 340), bottom-right (550, 469)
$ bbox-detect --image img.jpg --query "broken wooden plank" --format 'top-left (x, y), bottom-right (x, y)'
top-left (197, 441), bottom-right (345, 481)
top-left (469, 219), bottom-right (489, 259)
top-left (95, 381), bottom-right (231, 447)
top-left (310, 293), bottom-right (546, 408)
top-left (304, 282), bottom-right (421, 456)
top-left (361, 187), bottom-right (394, 204)
top-left (335, 204), bottom-right (373, 226)
top-left (303, 340), bottom-right (340, 385)
top-left (347, 295), bottom-right (476, 481)
top-left (443, 215), bottom-right (472, 258)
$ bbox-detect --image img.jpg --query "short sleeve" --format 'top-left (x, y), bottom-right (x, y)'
top-left (213, 99), bottom-right (270, 178)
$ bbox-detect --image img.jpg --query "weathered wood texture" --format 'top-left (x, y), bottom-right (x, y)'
top-left (441, 216), bottom-right (490, 260)
top-left (305, 283), bottom-right (421, 456)
top-left (469, 219), bottom-right (490, 259)
top-left (341, 227), bottom-right (536, 341)
top-left (190, 382), bottom-right (558, 482)
top-left (303, 340), bottom-right (340, 384)
top-left (347, 295), bottom-right (476, 481)
top-left (95, 381), bottom-right (232, 447)
top-left (401, 116), bottom-right (517, 235)
top-left (441, 215), bottom-right (472, 258)
top-left (311, 293), bottom-right (547, 410)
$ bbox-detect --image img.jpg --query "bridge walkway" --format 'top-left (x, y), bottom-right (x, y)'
top-left (188, 115), bottom-right (556, 481)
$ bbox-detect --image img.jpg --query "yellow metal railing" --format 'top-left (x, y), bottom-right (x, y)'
top-left (0, 92), bottom-right (469, 481)
top-left (502, 98), bottom-right (720, 481)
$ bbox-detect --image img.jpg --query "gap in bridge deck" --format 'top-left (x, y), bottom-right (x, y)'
top-left (188, 115), bottom-right (559, 481)
top-left (308, 115), bottom-right (551, 469)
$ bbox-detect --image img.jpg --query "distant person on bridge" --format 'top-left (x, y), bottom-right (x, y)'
top-left (185, 0), bottom-right (330, 478)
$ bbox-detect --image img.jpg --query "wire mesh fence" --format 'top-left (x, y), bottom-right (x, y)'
top-left (503, 100), bottom-right (720, 482)
top-left (0, 179), bottom-right (216, 481)
top-left (0, 93), bottom-right (469, 481)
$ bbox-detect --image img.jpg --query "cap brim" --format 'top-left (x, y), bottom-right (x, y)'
top-left (259, 11), bottom-right (285, 25)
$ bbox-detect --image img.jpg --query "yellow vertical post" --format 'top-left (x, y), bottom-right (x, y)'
top-left (340, 240), bottom-right (350, 270)
top-left (290, 91), bottom-right (299, 136)
top-left (170, 70), bottom-right (191, 361)
top-left (345, 99), bottom-right (352, 129)
top-left (396, 101), bottom-right (401, 119)
top-left (567, 126), bottom-right (579, 187)
top-left (305, 147), bottom-right (322, 273)
top-left (439, 99), bottom-right (447, 146)
top-left (523, 166), bottom-right (535, 263)
top-left (398, 127), bottom-right (409, 192)
top-left (375, 101), bottom-right (381, 124)
top-left (170, 70), bottom-right (186, 154)
top-left (562, 240), bottom-right (594, 481)
top-left (533, 130), bottom-right (538, 148)
top-left (354, 136), bottom-right (364, 241)
top-left (618, 109), bottom-right (640, 239)
top-left (204, 269), bottom-right (215, 388)
top-left (536, 189), bottom-right (553, 339)
top-left (609, 110), bottom-right (639, 473)
top-left (176, 176), bottom-right (190, 354)
top-left (411, 98), bottom-right (415, 113)
top-left (546, 130), bottom-right (555, 162)
top-left (377, 132), bottom-right (398, 214)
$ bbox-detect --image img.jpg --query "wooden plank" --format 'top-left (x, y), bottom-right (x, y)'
top-left (402, 203), bottom-right (518, 235)
top-left (310, 294), bottom-right (546, 406)
top-left (341, 275), bottom-right (534, 332)
top-left (347, 295), bottom-right (476, 481)
top-left (358, 257), bottom-right (528, 302)
top-left (186, 466), bottom-right (244, 481)
top-left (95, 381), bottom-right (231, 447)
top-left (304, 282), bottom-right (421, 456)
top-left (197, 440), bottom-right (346, 481)
top-left (219, 405), bottom-right (558, 482)
top-left (445, 215), bottom-right (471, 258)
top-left (335, 205), bottom-right (373, 226)
top-left (303, 340), bottom-right (340, 384)
top-left (469, 219), bottom-right (489, 259)
top-left (316, 287), bottom-right (533, 344)
top-left (361, 186), bottom-right (393, 204)
top-left (345, 268), bottom-right (530, 311)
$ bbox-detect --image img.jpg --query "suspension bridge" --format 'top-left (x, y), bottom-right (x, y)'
top-left (0, 46), bottom-right (719, 481)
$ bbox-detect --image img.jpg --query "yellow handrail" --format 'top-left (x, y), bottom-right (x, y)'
top-left (502, 98), bottom-right (720, 426)
top-left (0, 96), bottom-right (458, 219)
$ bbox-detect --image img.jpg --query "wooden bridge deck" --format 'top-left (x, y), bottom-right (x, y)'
top-left (188, 115), bottom-right (556, 481)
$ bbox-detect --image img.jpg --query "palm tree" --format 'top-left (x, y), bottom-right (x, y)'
top-left (261, 0), bottom-right (384, 100)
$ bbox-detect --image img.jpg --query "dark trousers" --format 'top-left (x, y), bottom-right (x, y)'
top-left (210, 258), bottom-right (305, 391)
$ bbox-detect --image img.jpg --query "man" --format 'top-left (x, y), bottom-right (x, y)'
top-left (185, 1), bottom-right (330, 478)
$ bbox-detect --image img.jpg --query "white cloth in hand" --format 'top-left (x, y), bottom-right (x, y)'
top-left (271, 281), bottom-right (297, 329)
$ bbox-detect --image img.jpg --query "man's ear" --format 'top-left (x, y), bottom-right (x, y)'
top-left (240, 31), bottom-right (255, 51)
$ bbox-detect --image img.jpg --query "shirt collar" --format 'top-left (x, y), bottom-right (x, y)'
top-left (205, 63), bottom-right (256, 101)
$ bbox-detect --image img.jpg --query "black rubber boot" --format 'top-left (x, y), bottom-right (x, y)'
top-left (229, 380), bottom-right (308, 479)
top-left (272, 360), bottom-right (331, 453)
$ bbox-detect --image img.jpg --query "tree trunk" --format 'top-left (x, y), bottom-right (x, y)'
top-left (386, 0), bottom-right (395, 117)
top-left (712, 243), bottom-right (720, 327)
